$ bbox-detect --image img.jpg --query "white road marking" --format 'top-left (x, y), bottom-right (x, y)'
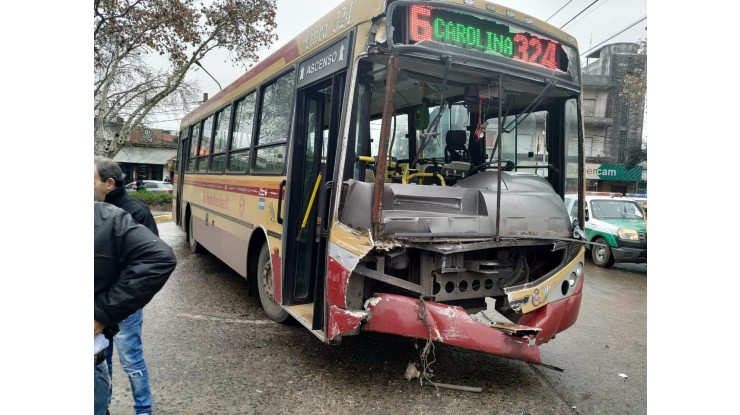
top-left (177, 313), bottom-right (272, 325)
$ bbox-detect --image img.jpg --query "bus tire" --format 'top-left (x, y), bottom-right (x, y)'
top-left (188, 216), bottom-right (204, 254)
top-left (591, 237), bottom-right (614, 268)
top-left (257, 242), bottom-right (289, 323)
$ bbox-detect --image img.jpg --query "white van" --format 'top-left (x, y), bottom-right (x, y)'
top-left (564, 194), bottom-right (647, 268)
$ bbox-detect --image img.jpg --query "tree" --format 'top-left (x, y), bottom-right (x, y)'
top-left (94, 0), bottom-right (278, 157)
top-left (622, 39), bottom-right (647, 112)
top-left (624, 141), bottom-right (646, 171)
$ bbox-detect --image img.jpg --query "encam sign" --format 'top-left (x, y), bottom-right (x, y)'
top-left (567, 163), bottom-right (642, 181)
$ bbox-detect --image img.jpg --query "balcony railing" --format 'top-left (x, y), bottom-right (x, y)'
top-left (583, 116), bottom-right (613, 127)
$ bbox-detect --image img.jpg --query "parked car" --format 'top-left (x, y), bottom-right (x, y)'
top-left (564, 194), bottom-right (647, 268)
top-left (125, 180), bottom-right (173, 193)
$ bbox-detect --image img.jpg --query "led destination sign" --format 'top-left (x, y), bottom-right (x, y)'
top-left (406, 5), bottom-right (568, 73)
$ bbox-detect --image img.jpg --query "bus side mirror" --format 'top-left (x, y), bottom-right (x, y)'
top-left (584, 208), bottom-right (589, 222)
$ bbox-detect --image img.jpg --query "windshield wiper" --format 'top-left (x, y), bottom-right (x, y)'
top-left (411, 54), bottom-right (452, 167)
top-left (504, 79), bottom-right (556, 133)
top-left (488, 79), bottom-right (556, 164)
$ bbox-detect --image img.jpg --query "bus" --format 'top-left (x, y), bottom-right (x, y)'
top-left (173, 0), bottom-right (587, 368)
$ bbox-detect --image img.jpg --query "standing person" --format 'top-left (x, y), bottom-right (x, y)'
top-left (95, 201), bottom-right (176, 415)
top-left (94, 156), bottom-right (159, 415)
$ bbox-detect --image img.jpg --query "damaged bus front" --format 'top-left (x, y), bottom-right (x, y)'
top-left (323, 0), bottom-right (586, 366)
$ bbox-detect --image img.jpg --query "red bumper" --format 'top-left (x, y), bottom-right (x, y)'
top-left (361, 276), bottom-right (584, 364)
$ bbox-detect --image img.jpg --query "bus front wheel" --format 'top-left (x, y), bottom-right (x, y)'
top-left (257, 242), bottom-right (289, 323)
top-left (591, 237), bottom-right (615, 268)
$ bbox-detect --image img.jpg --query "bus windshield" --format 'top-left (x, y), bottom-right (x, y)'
top-left (348, 56), bottom-right (580, 188)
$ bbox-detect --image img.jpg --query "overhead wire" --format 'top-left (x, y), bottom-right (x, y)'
top-left (579, 15), bottom-right (647, 58)
top-left (560, 0), bottom-right (600, 29)
top-left (545, 0), bottom-right (573, 22)
top-left (562, 0), bottom-right (612, 30)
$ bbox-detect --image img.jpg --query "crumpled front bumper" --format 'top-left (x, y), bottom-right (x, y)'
top-left (361, 276), bottom-right (584, 365)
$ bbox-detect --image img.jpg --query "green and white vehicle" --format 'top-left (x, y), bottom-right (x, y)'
top-left (564, 194), bottom-right (647, 268)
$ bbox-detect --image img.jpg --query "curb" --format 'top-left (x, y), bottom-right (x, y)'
top-left (154, 213), bottom-right (173, 222)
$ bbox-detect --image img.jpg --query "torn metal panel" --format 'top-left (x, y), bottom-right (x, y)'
top-left (329, 222), bottom-right (374, 258)
top-left (363, 293), bottom-right (543, 364)
top-left (325, 227), bottom-right (373, 309)
top-left (489, 322), bottom-right (542, 337)
top-left (327, 256), bottom-right (354, 308)
top-left (327, 305), bottom-right (368, 340)
top-left (517, 275), bottom-right (584, 345)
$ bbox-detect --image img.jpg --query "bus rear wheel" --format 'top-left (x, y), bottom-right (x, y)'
top-left (257, 242), bottom-right (289, 323)
top-left (591, 237), bottom-right (615, 268)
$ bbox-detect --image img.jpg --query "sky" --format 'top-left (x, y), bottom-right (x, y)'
top-left (148, 0), bottom-right (648, 133)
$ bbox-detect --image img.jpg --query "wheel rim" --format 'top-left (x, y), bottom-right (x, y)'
top-left (261, 256), bottom-right (275, 300)
top-left (594, 245), bottom-right (606, 263)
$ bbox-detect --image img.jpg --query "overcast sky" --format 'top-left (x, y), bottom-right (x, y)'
top-left (150, 0), bottom-right (647, 132)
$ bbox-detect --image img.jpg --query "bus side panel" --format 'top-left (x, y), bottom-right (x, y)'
top-left (189, 205), bottom-right (251, 277)
top-left (184, 176), bottom-right (285, 278)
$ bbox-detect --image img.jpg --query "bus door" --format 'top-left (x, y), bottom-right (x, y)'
top-left (283, 72), bottom-right (345, 330)
top-left (175, 134), bottom-right (190, 227)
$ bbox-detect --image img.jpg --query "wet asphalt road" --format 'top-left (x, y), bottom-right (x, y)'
top-left (107, 221), bottom-right (646, 415)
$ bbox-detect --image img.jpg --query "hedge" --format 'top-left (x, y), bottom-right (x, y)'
top-left (128, 191), bottom-right (173, 205)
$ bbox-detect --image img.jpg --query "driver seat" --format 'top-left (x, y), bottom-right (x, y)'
top-left (444, 130), bottom-right (471, 163)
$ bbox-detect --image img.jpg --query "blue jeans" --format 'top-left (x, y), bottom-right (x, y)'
top-left (94, 356), bottom-right (111, 415)
top-left (105, 309), bottom-right (152, 415)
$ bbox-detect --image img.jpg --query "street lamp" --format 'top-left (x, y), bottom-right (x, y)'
top-left (194, 60), bottom-right (222, 91)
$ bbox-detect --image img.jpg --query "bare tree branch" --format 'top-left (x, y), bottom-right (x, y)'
top-left (94, 0), bottom-right (277, 157)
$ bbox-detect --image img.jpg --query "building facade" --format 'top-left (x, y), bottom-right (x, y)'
top-left (111, 127), bottom-right (178, 184)
top-left (582, 42), bottom-right (647, 195)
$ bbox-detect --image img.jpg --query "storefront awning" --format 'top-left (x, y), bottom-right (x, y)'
top-left (112, 146), bottom-right (177, 165)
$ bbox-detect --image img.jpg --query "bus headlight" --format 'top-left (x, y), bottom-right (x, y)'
top-left (574, 262), bottom-right (583, 279)
top-left (617, 227), bottom-right (639, 240)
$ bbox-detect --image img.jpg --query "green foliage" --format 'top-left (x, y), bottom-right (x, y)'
top-left (625, 142), bottom-right (647, 170)
top-left (128, 190), bottom-right (173, 205)
top-left (622, 39), bottom-right (648, 171)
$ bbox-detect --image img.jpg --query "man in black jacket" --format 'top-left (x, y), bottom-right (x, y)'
top-left (94, 201), bottom-right (176, 415)
top-left (94, 156), bottom-right (160, 415)
top-left (94, 157), bottom-right (158, 235)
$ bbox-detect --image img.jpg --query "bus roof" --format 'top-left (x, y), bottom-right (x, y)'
top-left (181, 0), bottom-right (380, 128)
top-left (181, 0), bottom-right (579, 129)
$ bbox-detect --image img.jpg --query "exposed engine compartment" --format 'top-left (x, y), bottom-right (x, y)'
top-left (337, 171), bottom-right (577, 317)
